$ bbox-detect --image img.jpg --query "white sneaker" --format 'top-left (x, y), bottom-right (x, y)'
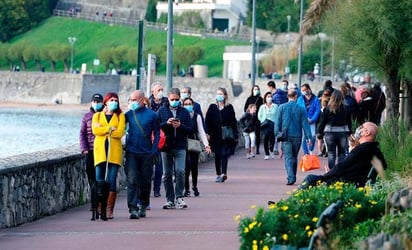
top-left (270, 152), bottom-right (275, 159)
top-left (264, 155), bottom-right (269, 160)
top-left (176, 197), bottom-right (188, 209)
top-left (246, 154), bottom-right (251, 159)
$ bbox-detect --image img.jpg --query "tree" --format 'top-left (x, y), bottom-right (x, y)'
top-left (145, 0), bottom-right (158, 22)
top-left (325, 0), bottom-right (412, 125)
top-left (40, 43), bottom-right (69, 71)
top-left (0, 43), bottom-right (11, 69)
top-left (8, 42), bottom-right (29, 70)
top-left (23, 45), bottom-right (42, 71)
top-left (98, 47), bottom-right (115, 72)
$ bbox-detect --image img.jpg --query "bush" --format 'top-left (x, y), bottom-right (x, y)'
top-left (238, 182), bottom-right (386, 249)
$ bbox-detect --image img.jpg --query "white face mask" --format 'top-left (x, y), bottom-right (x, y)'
top-left (156, 91), bottom-right (163, 99)
top-left (266, 97), bottom-right (272, 104)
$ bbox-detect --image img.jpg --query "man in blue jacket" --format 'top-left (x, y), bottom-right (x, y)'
top-left (297, 83), bottom-right (321, 155)
top-left (275, 89), bottom-right (312, 185)
top-left (124, 90), bottom-right (160, 219)
top-left (158, 88), bottom-right (193, 209)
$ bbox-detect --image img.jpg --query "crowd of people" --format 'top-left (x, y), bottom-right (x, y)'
top-left (79, 78), bottom-right (387, 219)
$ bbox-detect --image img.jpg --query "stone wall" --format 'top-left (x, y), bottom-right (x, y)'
top-left (0, 146), bottom-right (126, 229)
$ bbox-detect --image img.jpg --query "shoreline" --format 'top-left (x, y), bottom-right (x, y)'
top-left (0, 101), bottom-right (89, 111)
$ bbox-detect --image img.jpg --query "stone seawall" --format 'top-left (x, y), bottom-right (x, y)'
top-left (0, 146), bottom-right (126, 229)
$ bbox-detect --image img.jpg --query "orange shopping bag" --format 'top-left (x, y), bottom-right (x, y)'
top-left (299, 154), bottom-right (321, 172)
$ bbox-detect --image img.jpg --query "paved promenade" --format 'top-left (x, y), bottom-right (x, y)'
top-left (0, 149), bottom-right (325, 250)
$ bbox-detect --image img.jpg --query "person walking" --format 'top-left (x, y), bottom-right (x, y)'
top-left (124, 90), bottom-right (160, 219)
top-left (243, 85), bottom-right (263, 154)
top-left (182, 97), bottom-right (211, 197)
top-left (148, 82), bottom-right (169, 198)
top-left (239, 104), bottom-right (259, 159)
top-left (297, 83), bottom-right (321, 155)
top-left (317, 90), bottom-right (352, 171)
top-left (92, 92), bottom-right (126, 219)
top-left (258, 92), bottom-right (278, 160)
top-left (275, 89), bottom-right (312, 185)
top-left (205, 87), bottom-right (238, 183)
top-left (157, 88), bottom-right (193, 209)
top-left (79, 93), bottom-right (104, 208)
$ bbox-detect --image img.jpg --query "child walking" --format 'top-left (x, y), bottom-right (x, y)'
top-left (239, 104), bottom-right (259, 159)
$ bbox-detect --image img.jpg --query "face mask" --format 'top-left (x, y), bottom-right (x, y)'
top-left (156, 91), bottom-right (163, 99)
top-left (354, 127), bottom-right (363, 140)
top-left (92, 103), bottom-right (103, 112)
top-left (170, 100), bottom-right (180, 108)
top-left (253, 90), bottom-right (260, 96)
top-left (129, 101), bottom-right (139, 110)
top-left (216, 94), bottom-right (225, 102)
top-left (282, 86), bottom-right (288, 91)
top-left (185, 105), bottom-right (193, 113)
top-left (266, 97), bottom-right (272, 104)
top-left (181, 93), bottom-right (189, 100)
top-left (107, 101), bottom-right (118, 111)
top-left (301, 91), bottom-right (307, 96)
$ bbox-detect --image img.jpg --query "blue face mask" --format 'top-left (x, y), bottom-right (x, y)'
top-left (185, 105), bottom-right (194, 113)
top-left (216, 94), bottom-right (225, 102)
top-left (170, 100), bottom-right (180, 108)
top-left (92, 102), bottom-right (103, 112)
top-left (129, 101), bottom-right (139, 110)
top-left (107, 101), bottom-right (118, 111)
top-left (253, 90), bottom-right (260, 96)
top-left (181, 93), bottom-right (189, 100)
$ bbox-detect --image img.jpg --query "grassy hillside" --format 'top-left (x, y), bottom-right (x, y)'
top-left (7, 17), bottom-right (248, 76)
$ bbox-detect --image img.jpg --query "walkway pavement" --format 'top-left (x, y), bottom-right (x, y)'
top-left (0, 149), bottom-right (326, 250)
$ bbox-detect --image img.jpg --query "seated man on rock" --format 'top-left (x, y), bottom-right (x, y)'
top-left (299, 122), bottom-right (387, 189)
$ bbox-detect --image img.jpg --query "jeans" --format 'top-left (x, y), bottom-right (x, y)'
top-left (243, 131), bottom-right (256, 149)
top-left (161, 149), bottom-right (186, 202)
top-left (301, 123), bottom-right (316, 154)
top-left (214, 142), bottom-right (231, 175)
top-left (125, 151), bottom-right (153, 210)
top-left (95, 162), bottom-right (119, 192)
top-left (324, 132), bottom-right (347, 170)
top-left (281, 137), bottom-right (302, 183)
top-left (185, 151), bottom-right (200, 190)
top-left (153, 151), bottom-right (163, 193)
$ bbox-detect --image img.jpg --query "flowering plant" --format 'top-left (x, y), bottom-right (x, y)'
top-left (237, 181), bottom-right (387, 250)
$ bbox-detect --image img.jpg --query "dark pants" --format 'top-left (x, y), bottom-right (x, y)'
top-left (299, 174), bottom-right (324, 189)
top-left (84, 151), bottom-right (96, 188)
top-left (214, 142), bottom-right (231, 175)
top-left (255, 124), bottom-right (261, 153)
top-left (185, 151), bottom-right (200, 190)
top-left (153, 152), bottom-right (163, 193)
top-left (262, 130), bottom-right (275, 155)
top-left (324, 132), bottom-right (347, 170)
top-left (125, 151), bottom-right (153, 210)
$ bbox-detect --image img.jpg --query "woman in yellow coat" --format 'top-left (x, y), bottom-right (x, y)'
top-left (92, 92), bottom-right (125, 219)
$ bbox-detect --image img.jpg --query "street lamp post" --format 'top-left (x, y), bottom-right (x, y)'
top-left (318, 32), bottom-right (326, 84)
top-left (285, 15), bottom-right (291, 76)
top-left (68, 37), bottom-right (77, 73)
top-left (297, 0), bottom-right (304, 87)
top-left (251, 0), bottom-right (257, 87)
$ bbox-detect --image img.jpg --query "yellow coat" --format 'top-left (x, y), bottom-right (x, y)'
top-left (92, 111), bottom-right (125, 167)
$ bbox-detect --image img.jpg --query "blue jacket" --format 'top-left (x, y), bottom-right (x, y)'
top-left (275, 101), bottom-right (312, 140)
top-left (297, 93), bottom-right (321, 125)
top-left (157, 105), bottom-right (193, 150)
top-left (125, 107), bottom-right (160, 155)
top-left (272, 89), bottom-right (288, 105)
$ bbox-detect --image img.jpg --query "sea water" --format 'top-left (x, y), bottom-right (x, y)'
top-left (0, 107), bottom-right (84, 158)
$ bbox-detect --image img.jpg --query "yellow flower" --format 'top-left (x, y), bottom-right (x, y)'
top-left (282, 234), bottom-right (288, 241)
top-left (249, 221), bottom-right (258, 230)
top-left (252, 240), bottom-right (258, 250)
top-left (234, 215), bottom-right (241, 223)
top-left (250, 204), bottom-right (256, 209)
top-left (269, 203), bottom-right (276, 210)
top-left (305, 225), bottom-right (311, 231)
top-left (281, 205), bottom-right (289, 211)
top-left (355, 202), bottom-right (362, 208)
top-left (312, 217), bottom-right (318, 222)
top-left (307, 231), bottom-right (313, 237)
top-left (294, 214), bottom-right (299, 219)
top-left (243, 227), bottom-right (249, 233)
top-left (370, 200), bottom-right (378, 205)
top-left (263, 246), bottom-right (269, 250)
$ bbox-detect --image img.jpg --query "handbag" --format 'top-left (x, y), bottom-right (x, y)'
top-left (260, 119), bottom-right (274, 133)
top-left (187, 138), bottom-right (202, 153)
top-left (221, 126), bottom-right (235, 141)
top-left (299, 154), bottom-right (321, 172)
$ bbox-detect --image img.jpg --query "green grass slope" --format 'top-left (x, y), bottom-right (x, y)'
top-left (8, 17), bottom-right (248, 76)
